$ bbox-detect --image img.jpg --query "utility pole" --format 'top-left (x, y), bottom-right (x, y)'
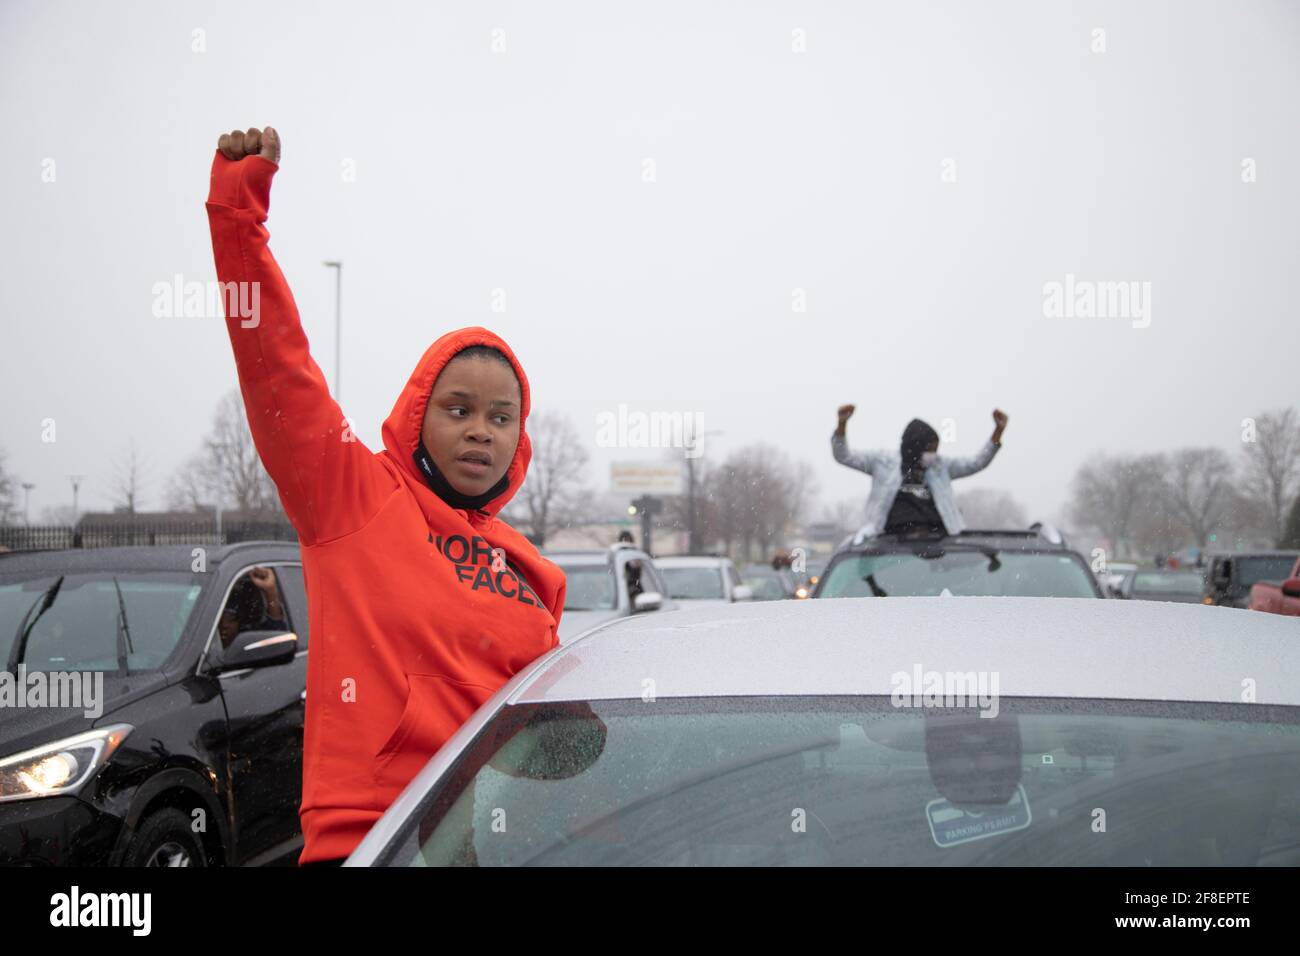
top-left (685, 429), bottom-right (722, 555)
top-left (21, 482), bottom-right (34, 525)
top-left (323, 261), bottom-right (343, 403)
top-left (630, 495), bottom-right (663, 556)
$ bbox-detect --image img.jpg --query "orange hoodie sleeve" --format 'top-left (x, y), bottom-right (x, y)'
top-left (205, 151), bottom-right (395, 545)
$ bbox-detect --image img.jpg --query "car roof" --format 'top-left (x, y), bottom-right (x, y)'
top-left (1207, 550), bottom-right (1300, 558)
top-left (836, 530), bottom-right (1076, 555)
top-left (655, 555), bottom-right (730, 567)
top-left (0, 541), bottom-right (299, 574)
top-left (544, 549), bottom-right (646, 566)
top-left (509, 597), bottom-right (1300, 706)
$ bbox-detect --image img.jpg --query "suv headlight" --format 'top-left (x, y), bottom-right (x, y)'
top-left (0, 724), bottom-right (133, 803)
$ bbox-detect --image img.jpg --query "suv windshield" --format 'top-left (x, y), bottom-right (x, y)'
top-left (818, 549), bottom-right (1099, 598)
top-left (660, 567), bottom-right (725, 600)
top-left (380, 697), bottom-right (1300, 867)
top-left (557, 564), bottom-right (617, 611)
top-left (1236, 556), bottom-right (1299, 589)
top-left (0, 572), bottom-right (203, 671)
top-left (1132, 571), bottom-right (1204, 593)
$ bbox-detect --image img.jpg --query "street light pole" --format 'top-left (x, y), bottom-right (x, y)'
top-left (21, 483), bottom-right (34, 525)
top-left (323, 261), bottom-right (343, 403)
top-left (67, 474), bottom-right (84, 524)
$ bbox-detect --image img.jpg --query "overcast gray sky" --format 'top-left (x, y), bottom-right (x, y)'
top-left (2, 0), bottom-right (1298, 526)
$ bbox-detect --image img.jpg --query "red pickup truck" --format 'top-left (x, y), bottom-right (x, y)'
top-left (1248, 556), bottom-right (1300, 616)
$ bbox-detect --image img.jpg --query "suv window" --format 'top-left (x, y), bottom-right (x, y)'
top-left (216, 566), bottom-right (293, 652)
top-left (275, 564), bottom-right (309, 649)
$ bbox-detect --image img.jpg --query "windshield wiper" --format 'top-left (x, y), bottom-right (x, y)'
top-left (111, 576), bottom-right (134, 673)
top-left (8, 575), bottom-right (65, 670)
top-left (861, 573), bottom-right (889, 597)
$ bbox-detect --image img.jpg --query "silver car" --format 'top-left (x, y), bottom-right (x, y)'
top-left (545, 545), bottom-right (675, 643)
top-left (655, 554), bottom-right (754, 606)
top-left (347, 597), bottom-right (1300, 866)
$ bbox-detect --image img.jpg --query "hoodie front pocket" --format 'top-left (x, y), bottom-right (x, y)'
top-left (375, 673), bottom-right (495, 779)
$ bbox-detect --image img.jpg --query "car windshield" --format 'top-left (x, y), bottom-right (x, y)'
top-left (818, 549), bottom-right (1099, 598)
top-left (1132, 571), bottom-right (1204, 593)
top-left (378, 697), bottom-right (1300, 867)
top-left (743, 575), bottom-right (788, 600)
top-left (556, 564), bottom-right (617, 611)
top-left (0, 572), bottom-right (203, 671)
top-left (660, 567), bottom-right (725, 600)
top-left (1236, 556), bottom-right (1299, 588)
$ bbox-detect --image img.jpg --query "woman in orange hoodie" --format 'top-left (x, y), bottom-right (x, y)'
top-left (207, 126), bottom-right (566, 865)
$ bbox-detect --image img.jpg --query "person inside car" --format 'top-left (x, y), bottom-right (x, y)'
top-left (217, 566), bottom-right (289, 650)
top-left (832, 405), bottom-right (1008, 543)
top-left (208, 126), bottom-right (566, 866)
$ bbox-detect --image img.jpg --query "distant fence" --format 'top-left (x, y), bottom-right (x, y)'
top-left (0, 519), bottom-right (298, 552)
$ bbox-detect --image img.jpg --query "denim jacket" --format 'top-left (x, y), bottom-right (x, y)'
top-left (831, 432), bottom-right (1000, 544)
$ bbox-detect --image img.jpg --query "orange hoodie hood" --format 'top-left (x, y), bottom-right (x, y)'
top-left (381, 326), bottom-right (532, 520)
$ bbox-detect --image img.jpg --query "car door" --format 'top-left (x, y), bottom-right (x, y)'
top-left (210, 561), bottom-right (308, 865)
top-left (636, 558), bottom-right (673, 612)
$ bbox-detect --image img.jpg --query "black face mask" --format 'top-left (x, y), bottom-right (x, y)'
top-left (899, 418), bottom-right (940, 481)
top-left (413, 440), bottom-right (510, 513)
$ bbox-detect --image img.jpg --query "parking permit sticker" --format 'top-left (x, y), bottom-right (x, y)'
top-left (926, 784), bottom-right (1032, 849)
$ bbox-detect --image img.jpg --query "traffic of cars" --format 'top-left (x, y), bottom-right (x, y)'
top-left (2, 530), bottom-right (1297, 867)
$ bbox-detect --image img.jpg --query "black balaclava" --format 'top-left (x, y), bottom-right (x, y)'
top-left (899, 418), bottom-right (940, 482)
top-left (413, 439), bottom-right (510, 513)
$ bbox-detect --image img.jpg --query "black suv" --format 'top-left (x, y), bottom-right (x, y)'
top-left (812, 527), bottom-right (1104, 599)
top-left (0, 542), bottom-right (308, 866)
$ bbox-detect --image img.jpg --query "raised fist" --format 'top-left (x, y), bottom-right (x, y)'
top-left (217, 126), bottom-right (281, 165)
top-left (837, 404), bottom-right (856, 424)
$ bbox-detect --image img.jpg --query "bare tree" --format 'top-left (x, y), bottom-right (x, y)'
top-left (1241, 408), bottom-right (1300, 546)
top-left (166, 389), bottom-right (281, 514)
top-left (508, 409), bottom-right (591, 547)
top-left (816, 497), bottom-right (862, 546)
top-left (1282, 494), bottom-right (1300, 549)
top-left (0, 448), bottom-right (16, 526)
top-left (697, 444), bottom-right (816, 562)
top-left (110, 440), bottom-right (148, 514)
top-left (1161, 447), bottom-right (1233, 548)
top-left (955, 488), bottom-right (1029, 529)
top-left (1068, 453), bottom-right (1166, 560)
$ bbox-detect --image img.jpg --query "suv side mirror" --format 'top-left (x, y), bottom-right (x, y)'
top-left (1282, 578), bottom-right (1300, 598)
top-left (214, 630), bottom-right (298, 673)
top-left (633, 591), bottom-right (664, 613)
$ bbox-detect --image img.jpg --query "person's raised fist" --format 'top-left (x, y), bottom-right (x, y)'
top-left (217, 126), bottom-right (281, 165)
top-left (837, 404), bottom-right (856, 423)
